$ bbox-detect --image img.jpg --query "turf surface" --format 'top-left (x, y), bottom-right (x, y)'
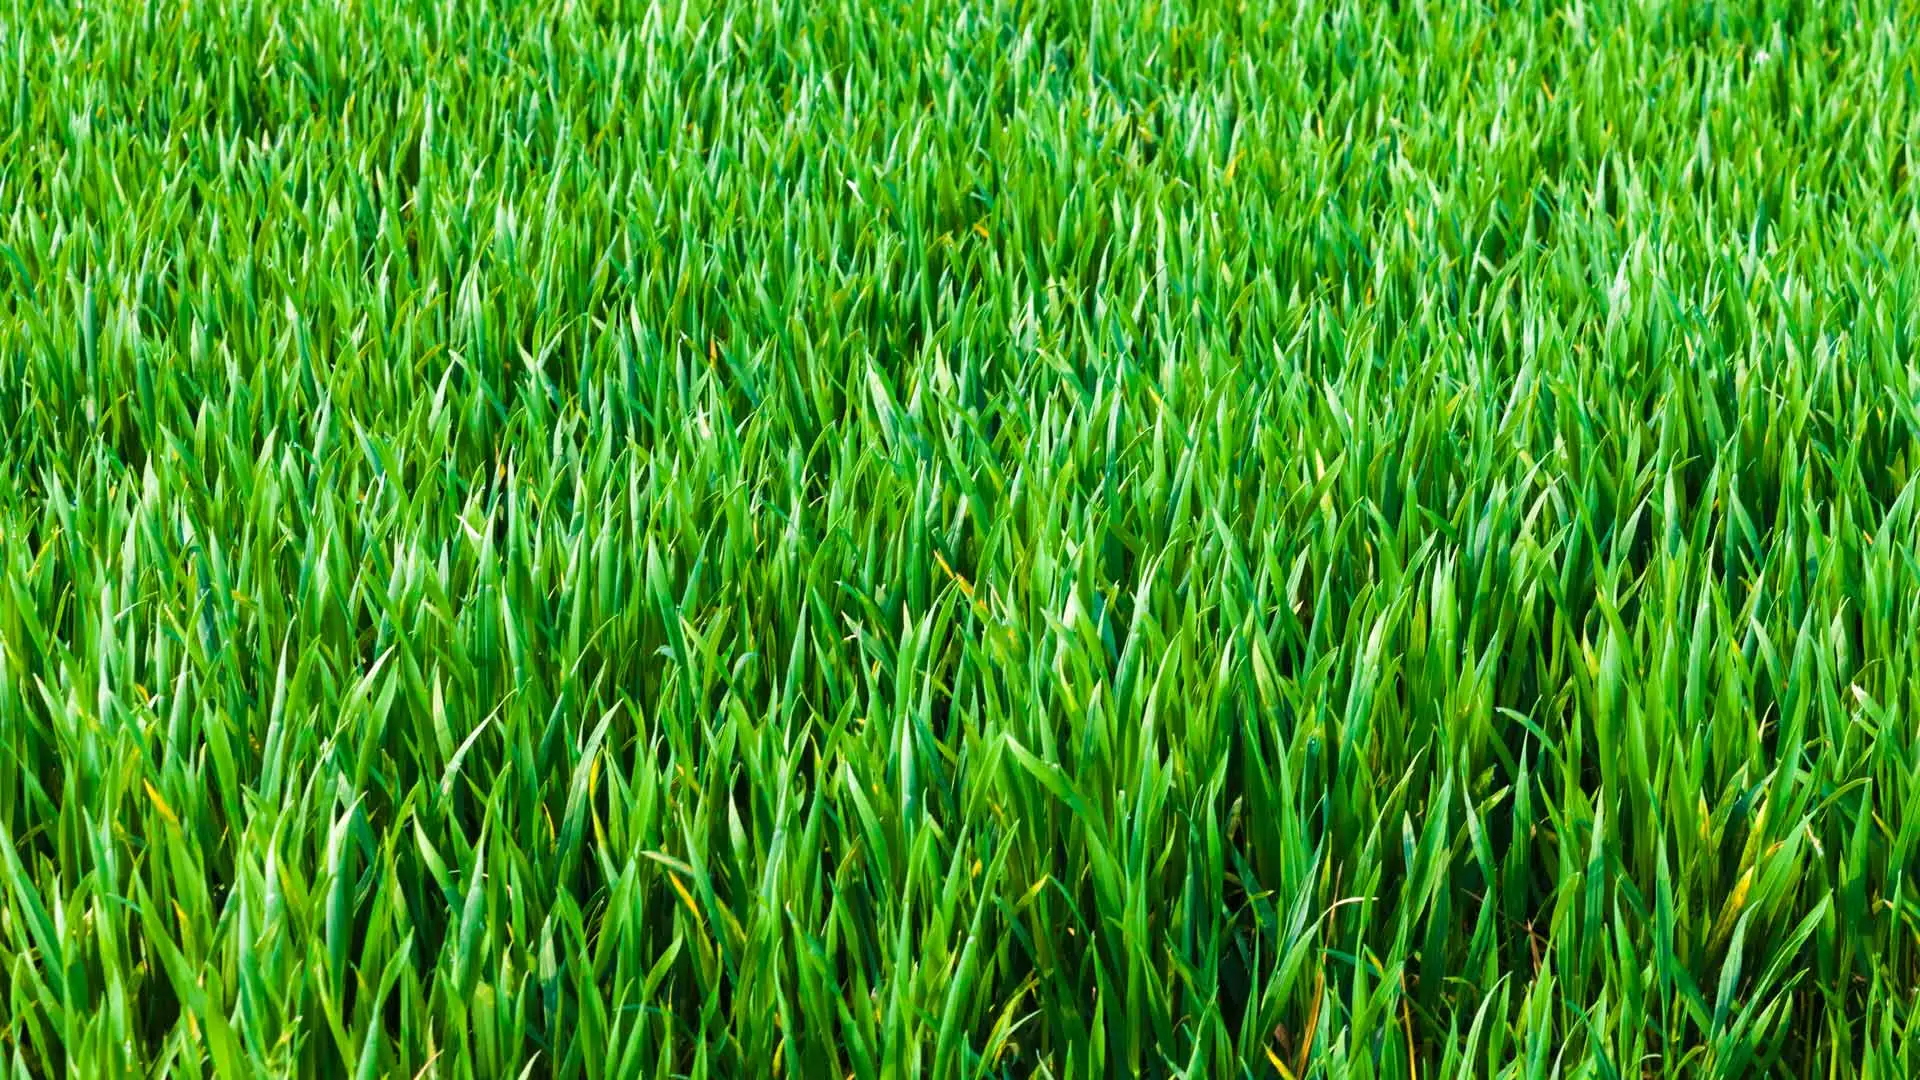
top-left (2, 0), bottom-right (1919, 1075)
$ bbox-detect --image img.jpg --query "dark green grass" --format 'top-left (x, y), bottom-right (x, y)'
top-left (2, 0), bottom-right (1918, 1074)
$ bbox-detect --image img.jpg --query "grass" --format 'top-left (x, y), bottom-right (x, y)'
top-left (2, 0), bottom-right (1919, 1074)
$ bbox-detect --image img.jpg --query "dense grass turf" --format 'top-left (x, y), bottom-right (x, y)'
top-left (3, 0), bottom-right (1919, 1074)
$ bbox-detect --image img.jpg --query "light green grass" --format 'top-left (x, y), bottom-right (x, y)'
top-left (2, 0), bottom-right (1918, 1075)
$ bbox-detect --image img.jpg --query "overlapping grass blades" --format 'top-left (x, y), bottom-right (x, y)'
top-left (2, 0), bottom-right (1918, 1074)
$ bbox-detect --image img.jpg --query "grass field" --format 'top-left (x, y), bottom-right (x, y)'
top-left (3, 0), bottom-right (1919, 1075)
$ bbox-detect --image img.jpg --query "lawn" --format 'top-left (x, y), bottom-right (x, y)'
top-left (1, 0), bottom-right (1917, 1075)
